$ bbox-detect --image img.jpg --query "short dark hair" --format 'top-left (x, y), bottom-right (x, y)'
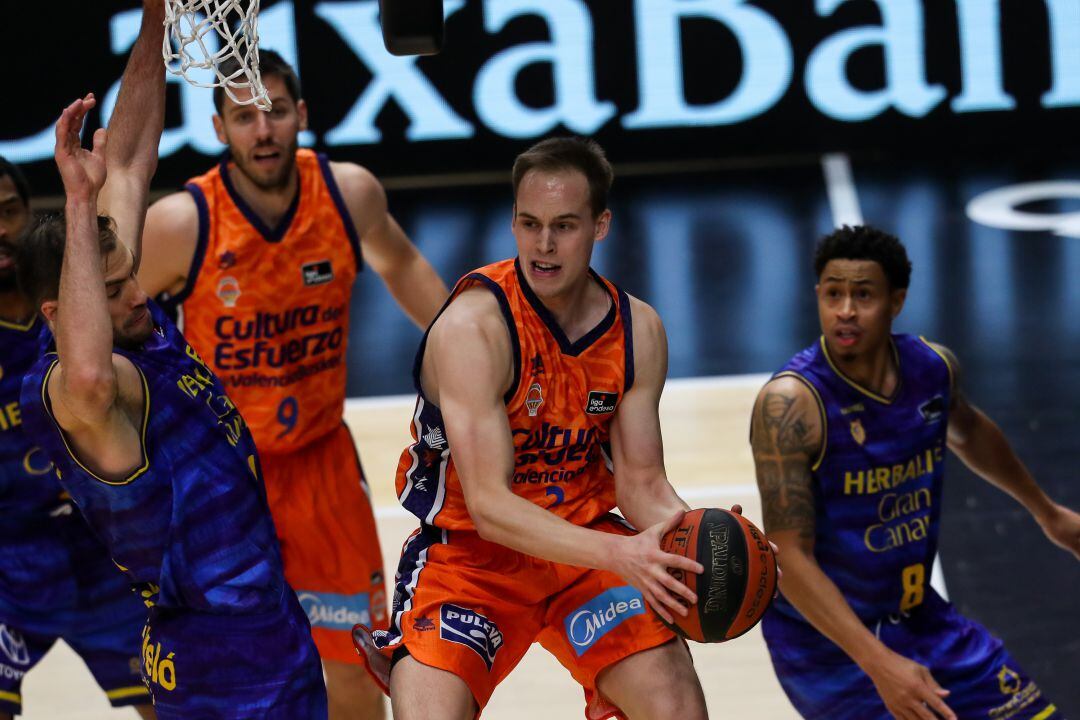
top-left (16, 213), bottom-right (119, 309)
top-left (0, 154), bottom-right (31, 207)
top-left (813, 225), bottom-right (912, 290)
top-left (213, 49), bottom-right (301, 115)
top-left (512, 137), bottom-right (613, 218)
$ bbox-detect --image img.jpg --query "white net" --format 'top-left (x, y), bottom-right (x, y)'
top-left (162, 0), bottom-right (271, 111)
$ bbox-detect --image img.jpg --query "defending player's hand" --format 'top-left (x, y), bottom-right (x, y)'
top-left (54, 93), bottom-right (108, 201)
top-left (1037, 502), bottom-right (1080, 561)
top-left (731, 503), bottom-right (784, 591)
top-left (865, 650), bottom-right (955, 720)
top-left (611, 510), bottom-right (704, 625)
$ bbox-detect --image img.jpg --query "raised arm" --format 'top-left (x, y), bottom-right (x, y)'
top-left (332, 162), bottom-right (448, 328)
top-left (96, 0), bottom-right (167, 268)
top-left (48, 98), bottom-right (146, 480)
top-left (751, 375), bottom-right (955, 720)
top-left (934, 343), bottom-right (1080, 560)
top-left (428, 290), bottom-right (701, 624)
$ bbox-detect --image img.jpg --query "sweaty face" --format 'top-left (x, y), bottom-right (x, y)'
top-left (102, 244), bottom-right (153, 350)
top-left (214, 75), bottom-right (305, 191)
top-left (816, 259), bottom-right (905, 362)
top-left (0, 175), bottom-right (31, 292)
top-left (512, 169), bottom-right (610, 302)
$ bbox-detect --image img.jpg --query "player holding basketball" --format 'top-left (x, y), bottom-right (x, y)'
top-left (136, 50), bottom-right (448, 720)
top-left (15, 6), bottom-right (326, 717)
top-left (751, 225), bottom-right (1079, 720)
top-left (1, 154), bottom-right (151, 718)
top-left (353, 137), bottom-right (713, 720)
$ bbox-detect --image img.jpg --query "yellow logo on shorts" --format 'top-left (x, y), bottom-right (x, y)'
top-left (997, 665), bottom-right (1022, 695)
top-left (141, 627), bottom-right (178, 692)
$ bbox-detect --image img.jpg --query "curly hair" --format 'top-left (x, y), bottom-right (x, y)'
top-left (813, 225), bottom-right (912, 289)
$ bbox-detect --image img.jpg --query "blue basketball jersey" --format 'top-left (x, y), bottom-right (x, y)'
top-left (19, 300), bottom-right (285, 614)
top-left (770, 334), bottom-right (952, 625)
top-left (0, 316), bottom-right (63, 522)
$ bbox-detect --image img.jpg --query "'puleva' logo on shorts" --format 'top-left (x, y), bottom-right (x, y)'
top-left (439, 604), bottom-right (504, 669)
top-left (298, 590), bottom-right (371, 630)
top-left (565, 586), bottom-right (645, 656)
top-left (0, 625), bottom-right (29, 666)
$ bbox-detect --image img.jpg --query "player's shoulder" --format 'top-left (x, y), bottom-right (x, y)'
top-left (427, 287), bottom-right (513, 370)
top-left (434, 286), bottom-right (504, 336)
top-left (756, 371), bottom-right (819, 408)
top-left (920, 338), bottom-right (960, 370)
top-left (326, 160), bottom-right (381, 194)
top-left (623, 292), bottom-right (663, 340)
top-left (145, 190), bottom-right (199, 231)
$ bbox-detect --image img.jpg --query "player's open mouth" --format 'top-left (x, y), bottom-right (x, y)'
top-left (835, 328), bottom-right (861, 346)
top-left (531, 261), bottom-right (560, 276)
top-left (252, 150), bottom-right (281, 164)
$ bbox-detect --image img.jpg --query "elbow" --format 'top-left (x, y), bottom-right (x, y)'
top-left (63, 369), bottom-right (117, 411)
top-left (467, 497), bottom-right (503, 543)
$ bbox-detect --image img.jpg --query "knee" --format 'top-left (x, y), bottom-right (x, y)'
top-left (597, 642), bottom-right (707, 720)
top-left (324, 661), bottom-right (386, 718)
top-left (388, 655), bottom-right (476, 720)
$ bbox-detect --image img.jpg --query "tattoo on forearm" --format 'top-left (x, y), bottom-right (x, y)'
top-left (754, 391), bottom-right (819, 538)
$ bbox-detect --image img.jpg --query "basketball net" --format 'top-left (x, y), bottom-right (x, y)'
top-left (162, 0), bottom-right (271, 111)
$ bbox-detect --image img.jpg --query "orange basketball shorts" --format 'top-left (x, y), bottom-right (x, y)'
top-left (262, 422), bottom-right (387, 665)
top-left (365, 514), bottom-right (676, 719)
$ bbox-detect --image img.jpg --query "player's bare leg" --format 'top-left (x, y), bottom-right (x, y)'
top-left (389, 655), bottom-right (476, 720)
top-left (324, 659), bottom-right (385, 720)
top-left (595, 639), bottom-right (708, 720)
top-left (134, 704), bottom-right (156, 719)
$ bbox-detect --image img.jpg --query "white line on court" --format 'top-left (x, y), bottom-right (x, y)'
top-left (354, 371), bottom-right (950, 596)
top-left (822, 153), bottom-right (864, 227)
top-left (345, 372), bottom-right (773, 413)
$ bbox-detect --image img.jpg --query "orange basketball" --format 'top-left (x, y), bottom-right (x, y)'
top-left (659, 508), bottom-right (778, 643)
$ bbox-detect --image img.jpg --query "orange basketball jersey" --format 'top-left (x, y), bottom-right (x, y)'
top-left (173, 149), bottom-right (361, 453)
top-left (396, 258), bottom-right (633, 531)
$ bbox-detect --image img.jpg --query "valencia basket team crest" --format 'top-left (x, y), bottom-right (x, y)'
top-left (525, 382), bottom-right (544, 417)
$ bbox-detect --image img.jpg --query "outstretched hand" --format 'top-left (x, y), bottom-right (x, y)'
top-left (54, 94), bottom-right (107, 200)
top-left (610, 511), bottom-right (704, 625)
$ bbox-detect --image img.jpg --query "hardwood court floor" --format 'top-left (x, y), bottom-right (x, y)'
top-left (27, 375), bottom-right (799, 719)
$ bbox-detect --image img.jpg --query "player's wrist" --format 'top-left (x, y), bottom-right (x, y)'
top-left (849, 637), bottom-right (895, 675)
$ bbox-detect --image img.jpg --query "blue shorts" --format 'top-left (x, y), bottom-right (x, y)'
top-left (763, 592), bottom-right (1062, 720)
top-left (142, 586), bottom-right (327, 719)
top-left (0, 513), bottom-right (149, 715)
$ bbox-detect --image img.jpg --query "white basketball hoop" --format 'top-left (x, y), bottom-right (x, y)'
top-left (162, 0), bottom-right (271, 111)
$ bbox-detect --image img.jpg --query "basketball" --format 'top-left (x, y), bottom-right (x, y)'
top-left (659, 508), bottom-right (778, 643)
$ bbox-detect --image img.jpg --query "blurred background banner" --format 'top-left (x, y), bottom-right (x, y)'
top-left (3, 0), bottom-right (1079, 195)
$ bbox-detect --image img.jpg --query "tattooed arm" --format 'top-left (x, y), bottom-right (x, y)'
top-left (751, 376), bottom-right (956, 720)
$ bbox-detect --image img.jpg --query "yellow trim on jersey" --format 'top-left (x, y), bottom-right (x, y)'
top-left (1033, 705), bottom-right (1057, 720)
top-left (919, 336), bottom-right (955, 393)
top-left (0, 689), bottom-right (20, 704)
top-left (41, 356), bottom-right (152, 486)
top-left (773, 370), bottom-right (828, 472)
top-left (819, 335), bottom-right (900, 405)
top-left (106, 685), bottom-right (151, 701)
top-left (0, 315), bottom-right (35, 332)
